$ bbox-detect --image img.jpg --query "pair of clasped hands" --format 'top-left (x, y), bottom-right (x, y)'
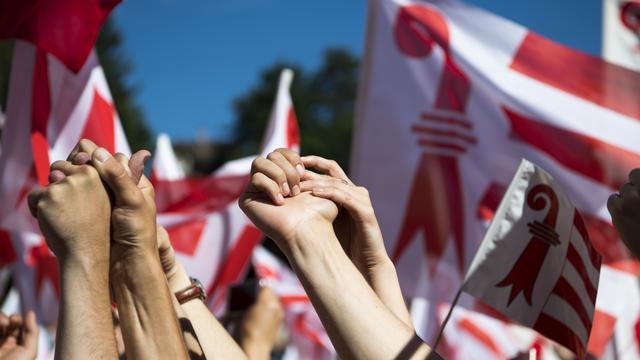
top-left (27, 139), bottom-right (389, 287)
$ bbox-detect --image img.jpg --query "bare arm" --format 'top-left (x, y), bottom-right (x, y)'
top-left (28, 161), bottom-right (119, 360)
top-left (286, 223), bottom-right (433, 360)
top-left (239, 151), bottom-right (438, 360)
top-left (156, 225), bottom-right (247, 360)
top-left (88, 146), bottom-right (188, 360)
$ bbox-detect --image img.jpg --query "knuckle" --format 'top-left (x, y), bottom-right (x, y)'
top-left (357, 186), bottom-right (370, 196)
top-left (266, 152), bottom-right (279, 161)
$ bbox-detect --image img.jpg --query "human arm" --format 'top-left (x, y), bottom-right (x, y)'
top-left (87, 146), bottom-right (188, 360)
top-left (27, 162), bottom-right (118, 360)
top-left (239, 152), bottom-right (438, 360)
top-left (299, 154), bottom-right (413, 327)
top-left (157, 226), bottom-right (248, 360)
top-left (237, 286), bottom-right (284, 360)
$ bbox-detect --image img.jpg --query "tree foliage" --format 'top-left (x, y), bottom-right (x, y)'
top-left (231, 48), bottom-right (359, 170)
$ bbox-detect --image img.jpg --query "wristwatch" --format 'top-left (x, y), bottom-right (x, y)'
top-left (175, 277), bottom-right (206, 304)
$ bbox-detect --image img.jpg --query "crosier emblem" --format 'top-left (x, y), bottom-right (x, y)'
top-left (496, 184), bottom-right (560, 306)
top-left (391, 4), bottom-right (475, 275)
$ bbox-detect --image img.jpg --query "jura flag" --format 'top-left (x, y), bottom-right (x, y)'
top-left (464, 160), bottom-right (602, 358)
top-left (352, 0), bottom-right (640, 343)
top-left (603, 0), bottom-right (640, 71)
top-left (152, 69), bottom-right (300, 314)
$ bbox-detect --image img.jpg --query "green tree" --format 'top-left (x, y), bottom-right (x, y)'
top-left (231, 48), bottom-right (359, 170)
top-left (0, 20), bottom-right (150, 151)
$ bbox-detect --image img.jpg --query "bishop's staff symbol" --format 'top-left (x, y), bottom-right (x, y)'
top-left (391, 4), bottom-right (475, 275)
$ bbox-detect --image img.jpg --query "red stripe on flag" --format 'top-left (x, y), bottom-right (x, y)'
top-left (567, 243), bottom-right (597, 304)
top-left (582, 214), bottom-right (631, 265)
top-left (587, 310), bottom-right (617, 357)
top-left (572, 210), bottom-right (602, 269)
top-left (280, 295), bottom-right (310, 306)
top-left (0, 230), bottom-right (16, 267)
top-left (458, 318), bottom-right (504, 358)
top-left (286, 107), bottom-right (300, 149)
top-left (166, 217), bottom-right (207, 256)
top-left (503, 106), bottom-right (640, 189)
top-left (206, 225), bottom-right (262, 300)
top-left (551, 277), bottom-right (592, 333)
top-left (534, 312), bottom-right (585, 359)
top-left (80, 89), bottom-right (116, 153)
top-left (510, 32), bottom-right (640, 120)
top-left (31, 50), bottom-right (51, 187)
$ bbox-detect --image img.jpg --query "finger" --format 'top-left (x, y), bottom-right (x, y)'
top-left (50, 160), bottom-right (82, 177)
top-left (249, 172), bottom-right (284, 205)
top-left (114, 153), bottom-right (133, 177)
top-left (299, 178), bottom-right (353, 193)
top-left (302, 169), bottom-right (324, 180)
top-left (307, 184), bottom-right (375, 223)
top-left (27, 188), bottom-right (46, 218)
top-left (91, 147), bottom-right (143, 208)
top-left (251, 157), bottom-right (289, 196)
top-left (274, 148), bottom-right (305, 177)
top-left (66, 139), bottom-right (98, 161)
top-left (7, 314), bottom-right (22, 338)
top-left (71, 152), bottom-right (91, 165)
top-left (0, 312), bottom-right (8, 330)
top-left (21, 311), bottom-right (38, 354)
top-left (607, 193), bottom-right (622, 217)
top-left (630, 168), bottom-right (640, 186)
top-left (267, 151), bottom-right (300, 196)
top-left (301, 155), bottom-right (351, 184)
top-left (48, 170), bottom-right (66, 184)
top-left (129, 150), bottom-right (151, 184)
top-left (619, 182), bottom-right (638, 201)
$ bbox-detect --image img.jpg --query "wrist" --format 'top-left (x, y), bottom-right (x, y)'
top-left (240, 337), bottom-right (273, 360)
top-left (167, 263), bottom-right (191, 293)
top-left (110, 250), bottom-right (165, 290)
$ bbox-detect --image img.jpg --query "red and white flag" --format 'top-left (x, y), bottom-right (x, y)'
top-left (603, 0), bottom-right (640, 71)
top-left (152, 69), bottom-right (300, 314)
top-left (463, 159), bottom-right (602, 358)
top-left (0, 0), bottom-right (125, 323)
top-left (252, 246), bottom-right (335, 360)
top-left (351, 0), bottom-right (640, 348)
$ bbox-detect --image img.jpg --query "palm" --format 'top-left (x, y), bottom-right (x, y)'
top-left (241, 192), bottom-right (338, 246)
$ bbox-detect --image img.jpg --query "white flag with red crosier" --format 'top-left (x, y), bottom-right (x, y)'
top-left (463, 159), bottom-right (601, 358)
top-left (351, 0), bottom-right (640, 350)
top-left (152, 68), bottom-right (300, 314)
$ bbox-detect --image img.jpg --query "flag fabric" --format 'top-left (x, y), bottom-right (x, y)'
top-left (152, 68), bottom-right (300, 314)
top-left (252, 246), bottom-right (335, 360)
top-left (603, 0), bottom-right (640, 71)
top-left (0, 41), bottom-right (131, 234)
top-left (351, 0), bottom-right (640, 348)
top-left (0, 0), bottom-right (120, 72)
top-left (463, 159), bottom-right (602, 358)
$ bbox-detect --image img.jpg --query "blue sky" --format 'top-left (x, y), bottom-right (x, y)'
top-left (112, 0), bottom-right (601, 143)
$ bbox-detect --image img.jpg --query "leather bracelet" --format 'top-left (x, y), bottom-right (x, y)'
top-left (175, 277), bottom-right (206, 304)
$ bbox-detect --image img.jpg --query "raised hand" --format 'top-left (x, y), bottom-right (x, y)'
top-left (608, 169), bottom-right (640, 260)
top-left (28, 159), bottom-right (111, 264)
top-left (0, 312), bottom-right (38, 360)
top-left (298, 155), bottom-right (389, 272)
top-left (238, 287), bottom-right (284, 360)
top-left (239, 149), bottom-right (339, 254)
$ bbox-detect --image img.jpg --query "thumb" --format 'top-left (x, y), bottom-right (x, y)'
top-left (92, 147), bottom-right (143, 208)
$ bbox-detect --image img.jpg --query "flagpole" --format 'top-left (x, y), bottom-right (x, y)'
top-left (432, 281), bottom-right (465, 350)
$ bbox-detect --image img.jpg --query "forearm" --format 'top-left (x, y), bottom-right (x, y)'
top-left (111, 253), bottom-right (188, 360)
top-left (362, 257), bottom-right (414, 328)
top-left (285, 226), bottom-right (434, 360)
top-left (56, 257), bottom-right (118, 360)
top-left (168, 263), bottom-right (247, 360)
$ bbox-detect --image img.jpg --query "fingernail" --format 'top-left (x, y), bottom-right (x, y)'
top-left (292, 185), bottom-right (300, 196)
top-left (94, 147), bottom-right (110, 162)
top-left (276, 193), bottom-right (285, 204)
top-left (282, 182), bottom-right (290, 196)
top-left (296, 164), bottom-right (305, 177)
